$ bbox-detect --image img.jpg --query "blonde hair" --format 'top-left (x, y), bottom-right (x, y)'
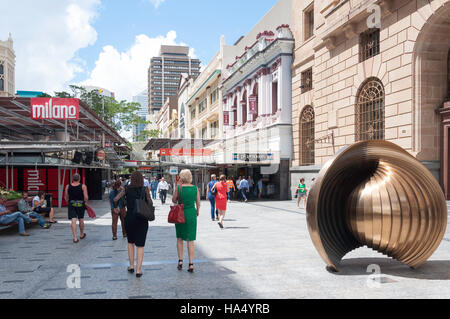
top-left (179, 169), bottom-right (193, 184)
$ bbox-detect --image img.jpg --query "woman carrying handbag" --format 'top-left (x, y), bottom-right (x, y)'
top-left (114, 171), bottom-right (153, 278)
top-left (171, 169), bottom-right (201, 273)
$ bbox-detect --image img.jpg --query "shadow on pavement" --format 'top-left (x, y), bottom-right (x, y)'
top-left (333, 257), bottom-right (450, 280)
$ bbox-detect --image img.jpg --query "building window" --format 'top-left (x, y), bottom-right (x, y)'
top-left (300, 106), bottom-right (315, 166)
top-left (360, 29), bottom-right (380, 62)
top-left (301, 68), bottom-right (313, 93)
top-left (211, 120), bottom-right (218, 138)
top-left (356, 78), bottom-right (385, 141)
top-left (304, 6), bottom-right (314, 40)
top-left (190, 107), bottom-right (196, 120)
top-left (272, 82), bottom-right (278, 114)
top-left (202, 127), bottom-right (207, 139)
top-left (210, 88), bottom-right (218, 105)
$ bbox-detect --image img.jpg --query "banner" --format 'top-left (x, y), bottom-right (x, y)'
top-left (24, 169), bottom-right (47, 193)
top-left (249, 95), bottom-right (258, 115)
top-left (160, 149), bottom-right (212, 156)
top-left (30, 98), bottom-right (79, 120)
top-left (224, 111), bottom-right (230, 126)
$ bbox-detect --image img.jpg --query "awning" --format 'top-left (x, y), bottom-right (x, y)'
top-left (143, 138), bottom-right (218, 151)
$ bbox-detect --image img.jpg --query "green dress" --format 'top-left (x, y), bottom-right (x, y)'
top-left (175, 186), bottom-right (198, 241)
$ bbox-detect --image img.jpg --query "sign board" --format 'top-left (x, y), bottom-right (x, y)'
top-left (169, 167), bottom-right (178, 175)
top-left (139, 167), bottom-right (153, 171)
top-left (233, 153), bottom-right (274, 162)
top-left (249, 95), bottom-right (258, 115)
top-left (96, 149), bottom-right (106, 161)
top-left (160, 149), bottom-right (212, 157)
top-left (30, 98), bottom-right (79, 120)
top-left (24, 169), bottom-right (47, 192)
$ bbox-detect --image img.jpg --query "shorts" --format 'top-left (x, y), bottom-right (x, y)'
top-left (68, 205), bottom-right (86, 220)
top-left (298, 192), bottom-right (307, 198)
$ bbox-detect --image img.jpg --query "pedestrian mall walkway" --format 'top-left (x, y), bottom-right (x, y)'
top-left (0, 198), bottom-right (450, 299)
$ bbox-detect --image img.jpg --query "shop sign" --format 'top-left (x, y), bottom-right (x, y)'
top-left (160, 149), bottom-right (212, 156)
top-left (233, 153), bottom-right (274, 162)
top-left (96, 149), bottom-right (106, 161)
top-left (224, 111), bottom-right (230, 126)
top-left (169, 167), bottom-right (178, 175)
top-left (24, 169), bottom-right (46, 192)
top-left (139, 166), bottom-right (153, 171)
top-left (30, 98), bottom-right (79, 120)
top-left (249, 95), bottom-right (258, 115)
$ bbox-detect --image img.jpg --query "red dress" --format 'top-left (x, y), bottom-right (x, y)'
top-left (214, 181), bottom-right (228, 211)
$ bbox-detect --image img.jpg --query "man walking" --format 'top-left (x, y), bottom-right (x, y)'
top-left (150, 177), bottom-right (159, 200)
top-left (248, 176), bottom-right (254, 199)
top-left (226, 177), bottom-right (235, 203)
top-left (157, 177), bottom-right (170, 205)
top-left (238, 177), bottom-right (249, 202)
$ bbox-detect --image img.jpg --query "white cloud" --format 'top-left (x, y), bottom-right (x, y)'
top-left (149, 0), bottom-right (166, 8)
top-left (81, 31), bottom-right (197, 101)
top-left (0, 0), bottom-right (100, 94)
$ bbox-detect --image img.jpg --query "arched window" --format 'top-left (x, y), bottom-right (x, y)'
top-left (252, 83), bottom-right (259, 121)
top-left (447, 48), bottom-right (450, 100)
top-left (241, 90), bottom-right (247, 125)
top-left (356, 78), bottom-right (385, 141)
top-left (300, 106), bottom-right (315, 166)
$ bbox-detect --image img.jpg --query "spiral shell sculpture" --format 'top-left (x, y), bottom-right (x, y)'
top-left (306, 140), bottom-right (447, 271)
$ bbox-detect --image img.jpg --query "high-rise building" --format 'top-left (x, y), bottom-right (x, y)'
top-left (0, 33), bottom-right (15, 98)
top-left (148, 45), bottom-right (201, 114)
top-left (132, 89), bottom-right (149, 142)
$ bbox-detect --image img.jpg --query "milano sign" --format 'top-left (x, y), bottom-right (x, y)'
top-left (30, 98), bottom-right (79, 120)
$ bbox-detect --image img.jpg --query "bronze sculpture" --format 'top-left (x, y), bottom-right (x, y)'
top-left (306, 140), bottom-right (447, 271)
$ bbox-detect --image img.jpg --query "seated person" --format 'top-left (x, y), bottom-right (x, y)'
top-left (18, 191), bottom-right (51, 229)
top-left (32, 191), bottom-right (57, 223)
top-left (0, 195), bottom-right (32, 236)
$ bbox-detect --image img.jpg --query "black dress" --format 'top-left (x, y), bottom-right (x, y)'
top-left (124, 187), bottom-right (149, 247)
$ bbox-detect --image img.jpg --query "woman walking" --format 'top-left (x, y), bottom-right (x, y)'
top-left (64, 174), bottom-right (89, 243)
top-left (172, 169), bottom-right (200, 273)
top-left (214, 175), bottom-right (228, 229)
top-left (114, 171), bottom-right (153, 278)
top-left (297, 178), bottom-right (308, 209)
top-left (109, 180), bottom-right (127, 240)
top-left (207, 174), bottom-right (218, 221)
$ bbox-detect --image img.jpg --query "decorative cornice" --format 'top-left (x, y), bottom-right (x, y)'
top-left (343, 23), bottom-right (357, 40)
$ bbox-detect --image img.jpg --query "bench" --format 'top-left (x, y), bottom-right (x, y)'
top-left (0, 198), bottom-right (45, 231)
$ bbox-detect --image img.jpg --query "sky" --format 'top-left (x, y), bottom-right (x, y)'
top-left (1, 0), bottom-right (279, 102)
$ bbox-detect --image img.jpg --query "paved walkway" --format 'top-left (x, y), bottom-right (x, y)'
top-left (0, 197), bottom-right (450, 299)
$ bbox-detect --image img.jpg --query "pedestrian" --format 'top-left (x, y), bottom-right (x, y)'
top-left (248, 176), bottom-right (254, 199)
top-left (18, 191), bottom-right (51, 229)
top-left (157, 177), bottom-right (169, 205)
top-left (238, 177), bottom-right (249, 202)
top-left (214, 175), bottom-right (228, 229)
top-left (109, 180), bottom-right (127, 241)
top-left (64, 174), bottom-right (89, 243)
top-left (236, 176), bottom-right (242, 200)
top-left (150, 177), bottom-right (159, 200)
top-left (297, 178), bottom-right (308, 209)
top-left (257, 178), bottom-right (263, 199)
top-left (207, 174), bottom-right (219, 221)
top-left (226, 177), bottom-right (235, 203)
top-left (32, 190), bottom-right (57, 223)
top-left (0, 195), bottom-right (33, 236)
top-left (172, 169), bottom-right (200, 273)
top-left (114, 171), bottom-right (153, 278)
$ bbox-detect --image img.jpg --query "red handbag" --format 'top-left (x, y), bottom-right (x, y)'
top-left (168, 186), bottom-right (185, 224)
top-left (85, 203), bottom-right (96, 219)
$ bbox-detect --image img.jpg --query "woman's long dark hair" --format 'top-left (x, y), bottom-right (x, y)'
top-left (113, 180), bottom-right (121, 191)
top-left (129, 171), bottom-right (144, 188)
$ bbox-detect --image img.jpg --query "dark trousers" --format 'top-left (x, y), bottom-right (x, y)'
top-left (160, 190), bottom-right (167, 204)
top-left (208, 195), bottom-right (218, 220)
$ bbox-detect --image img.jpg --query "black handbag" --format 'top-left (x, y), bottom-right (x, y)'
top-left (210, 182), bottom-right (217, 196)
top-left (135, 187), bottom-right (155, 222)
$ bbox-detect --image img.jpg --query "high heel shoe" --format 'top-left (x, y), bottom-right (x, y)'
top-left (127, 267), bottom-right (134, 274)
top-left (136, 272), bottom-right (143, 278)
top-left (177, 260), bottom-right (183, 270)
top-left (188, 263), bottom-right (194, 273)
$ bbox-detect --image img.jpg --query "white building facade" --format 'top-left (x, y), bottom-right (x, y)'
top-left (0, 34), bottom-right (15, 98)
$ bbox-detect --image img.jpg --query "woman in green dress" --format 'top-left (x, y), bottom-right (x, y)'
top-left (172, 169), bottom-right (201, 273)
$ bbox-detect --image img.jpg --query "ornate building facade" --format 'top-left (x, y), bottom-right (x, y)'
top-left (0, 34), bottom-right (15, 98)
top-left (291, 0), bottom-right (450, 199)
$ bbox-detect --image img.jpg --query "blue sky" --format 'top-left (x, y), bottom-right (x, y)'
top-left (73, 0), bottom-right (278, 87)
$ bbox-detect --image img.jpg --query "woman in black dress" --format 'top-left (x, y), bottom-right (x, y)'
top-left (114, 171), bottom-right (152, 278)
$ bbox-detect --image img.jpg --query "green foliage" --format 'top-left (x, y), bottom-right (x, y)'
top-left (135, 129), bottom-right (161, 142)
top-left (38, 92), bottom-right (52, 97)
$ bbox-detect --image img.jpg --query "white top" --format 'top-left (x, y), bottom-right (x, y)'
top-left (157, 181), bottom-right (169, 192)
top-left (32, 196), bottom-right (40, 209)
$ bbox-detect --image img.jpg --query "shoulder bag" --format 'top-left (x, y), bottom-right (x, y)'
top-left (168, 186), bottom-right (185, 224)
top-left (135, 187), bottom-right (155, 222)
top-left (210, 182), bottom-right (217, 196)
